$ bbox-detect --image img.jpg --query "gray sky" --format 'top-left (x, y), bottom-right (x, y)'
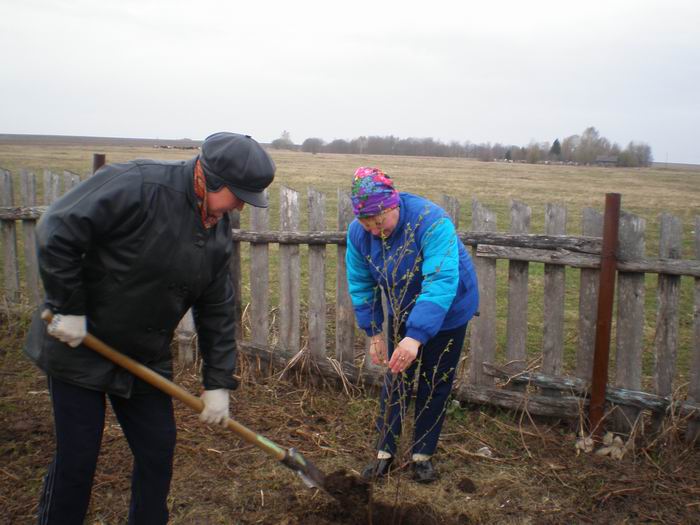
top-left (1, 0), bottom-right (699, 164)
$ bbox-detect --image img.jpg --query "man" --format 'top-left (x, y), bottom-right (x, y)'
top-left (24, 132), bottom-right (275, 524)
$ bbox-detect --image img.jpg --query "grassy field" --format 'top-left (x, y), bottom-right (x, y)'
top-left (1, 137), bottom-right (700, 524)
top-left (2, 137), bottom-right (698, 384)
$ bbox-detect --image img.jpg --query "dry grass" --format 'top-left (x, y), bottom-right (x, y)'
top-left (2, 305), bottom-right (699, 525)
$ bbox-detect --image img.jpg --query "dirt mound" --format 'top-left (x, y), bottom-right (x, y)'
top-left (324, 469), bottom-right (370, 509)
top-left (292, 498), bottom-right (469, 525)
top-left (308, 469), bottom-right (468, 525)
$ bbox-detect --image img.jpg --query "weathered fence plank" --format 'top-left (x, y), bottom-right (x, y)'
top-left (20, 171), bottom-right (41, 305)
top-left (177, 309), bottom-right (196, 365)
top-left (505, 200), bottom-right (530, 391)
top-left (335, 190), bottom-right (355, 362)
top-left (542, 204), bottom-right (567, 394)
top-left (229, 210), bottom-right (242, 342)
top-left (63, 171), bottom-right (80, 192)
top-left (652, 213), bottom-right (682, 431)
top-left (461, 232), bottom-right (600, 253)
top-left (279, 187), bottom-right (300, 354)
top-left (250, 196), bottom-right (270, 346)
top-left (1, 170), bottom-right (20, 303)
top-left (307, 188), bottom-right (326, 359)
top-left (475, 245), bottom-right (700, 277)
top-left (614, 212), bottom-right (647, 432)
top-left (468, 200), bottom-right (497, 386)
top-left (687, 216), bottom-right (700, 442)
top-left (576, 208), bottom-right (603, 381)
top-left (482, 363), bottom-right (700, 419)
top-left (441, 194), bottom-right (460, 228)
top-left (43, 170), bottom-right (60, 204)
top-left (228, 230), bottom-right (602, 253)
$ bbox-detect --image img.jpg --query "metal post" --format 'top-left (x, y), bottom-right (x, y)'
top-left (92, 153), bottom-right (106, 175)
top-left (589, 193), bottom-right (621, 437)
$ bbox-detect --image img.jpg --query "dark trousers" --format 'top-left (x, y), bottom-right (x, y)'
top-left (38, 376), bottom-right (176, 525)
top-left (376, 321), bottom-right (468, 457)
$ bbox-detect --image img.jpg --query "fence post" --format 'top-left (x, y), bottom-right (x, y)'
top-left (468, 199), bottom-right (497, 386)
top-left (652, 213), bottom-right (682, 432)
top-left (229, 210), bottom-right (242, 342)
top-left (335, 190), bottom-right (355, 362)
top-left (177, 309), bottom-right (196, 365)
top-left (43, 170), bottom-right (61, 205)
top-left (250, 191), bottom-right (270, 347)
top-left (441, 195), bottom-right (460, 229)
top-left (613, 211), bottom-right (646, 433)
top-left (589, 193), bottom-right (621, 437)
top-left (20, 170), bottom-right (42, 306)
top-left (542, 203), bottom-right (567, 396)
top-left (686, 216), bottom-right (700, 443)
top-left (63, 171), bottom-right (80, 192)
top-left (279, 186), bottom-right (300, 355)
top-left (92, 153), bottom-right (106, 175)
top-left (505, 200), bottom-right (531, 389)
top-left (308, 188), bottom-right (326, 359)
top-left (1, 170), bottom-right (20, 304)
top-left (576, 208), bottom-right (603, 381)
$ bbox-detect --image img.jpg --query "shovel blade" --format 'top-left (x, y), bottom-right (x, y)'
top-left (282, 447), bottom-right (327, 490)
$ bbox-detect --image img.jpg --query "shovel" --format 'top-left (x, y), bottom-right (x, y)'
top-left (41, 310), bottom-right (327, 491)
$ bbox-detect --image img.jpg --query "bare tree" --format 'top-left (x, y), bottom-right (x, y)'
top-left (618, 141), bottom-right (653, 167)
top-left (561, 134), bottom-right (580, 163)
top-left (271, 130), bottom-right (295, 150)
top-left (301, 137), bottom-right (325, 154)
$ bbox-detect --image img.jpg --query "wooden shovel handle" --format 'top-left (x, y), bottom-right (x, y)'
top-left (41, 310), bottom-right (285, 461)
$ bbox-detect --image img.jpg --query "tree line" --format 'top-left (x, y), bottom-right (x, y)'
top-left (270, 127), bottom-right (653, 167)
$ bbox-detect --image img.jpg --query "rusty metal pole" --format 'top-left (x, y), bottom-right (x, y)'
top-left (92, 153), bottom-right (106, 175)
top-left (589, 193), bottom-right (621, 438)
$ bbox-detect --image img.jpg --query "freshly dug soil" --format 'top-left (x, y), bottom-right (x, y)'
top-left (2, 314), bottom-right (700, 525)
top-left (319, 469), bottom-right (469, 524)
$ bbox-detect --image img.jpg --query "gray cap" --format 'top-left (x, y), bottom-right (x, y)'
top-left (200, 132), bottom-right (275, 208)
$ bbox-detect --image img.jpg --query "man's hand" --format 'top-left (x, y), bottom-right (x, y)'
top-left (388, 337), bottom-right (420, 374)
top-left (200, 389), bottom-right (230, 427)
top-left (47, 314), bottom-right (87, 348)
top-left (369, 335), bottom-right (388, 366)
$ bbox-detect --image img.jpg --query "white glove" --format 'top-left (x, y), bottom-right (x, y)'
top-left (199, 389), bottom-right (230, 427)
top-left (47, 314), bottom-right (87, 348)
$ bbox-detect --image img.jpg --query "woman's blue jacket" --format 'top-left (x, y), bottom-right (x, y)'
top-left (346, 192), bottom-right (479, 344)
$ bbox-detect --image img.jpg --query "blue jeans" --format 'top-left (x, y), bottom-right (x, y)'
top-left (376, 320), bottom-right (468, 457)
top-left (38, 376), bottom-right (176, 525)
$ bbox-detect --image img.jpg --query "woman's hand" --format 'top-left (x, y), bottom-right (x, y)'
top-left (369, 335), bottom-right (388, 366)
top-left (388, 337), bottom-right (420, 374)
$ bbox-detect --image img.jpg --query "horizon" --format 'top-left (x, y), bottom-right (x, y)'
top-left (3, 132), bottom-right (697, 168)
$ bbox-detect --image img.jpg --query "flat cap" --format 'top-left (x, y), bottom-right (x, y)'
top-left (200, 132), bottom-right (275, 208)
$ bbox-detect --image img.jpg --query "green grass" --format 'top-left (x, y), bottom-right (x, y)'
top-left (2, 139), bottom-right (699, 391)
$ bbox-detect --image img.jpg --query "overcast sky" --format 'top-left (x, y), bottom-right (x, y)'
top-left (1, 0), bottom-right (699, 164)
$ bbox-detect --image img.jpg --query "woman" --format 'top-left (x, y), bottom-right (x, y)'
top-left (345, 167), bottom-right (479, 483)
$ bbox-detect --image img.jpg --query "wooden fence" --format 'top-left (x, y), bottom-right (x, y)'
top-left (2, 168), bottom-right (700, 441)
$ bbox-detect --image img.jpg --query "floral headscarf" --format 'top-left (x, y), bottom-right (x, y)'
top-left (350, 167), bottom-right (400, 218)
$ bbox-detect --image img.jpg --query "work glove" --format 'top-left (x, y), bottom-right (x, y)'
top-left (47, 314), bottom-right (87, 348)
top-left (200, 388), bottom-right (230, 427)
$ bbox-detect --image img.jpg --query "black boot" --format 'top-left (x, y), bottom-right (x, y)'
top-left (412, 459), bottom-right (439, 483)
top-left (361, 456), bottom-right (394, 480)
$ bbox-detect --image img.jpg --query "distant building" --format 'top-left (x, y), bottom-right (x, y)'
top-left (595, 155), bottom-right (618, 166)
